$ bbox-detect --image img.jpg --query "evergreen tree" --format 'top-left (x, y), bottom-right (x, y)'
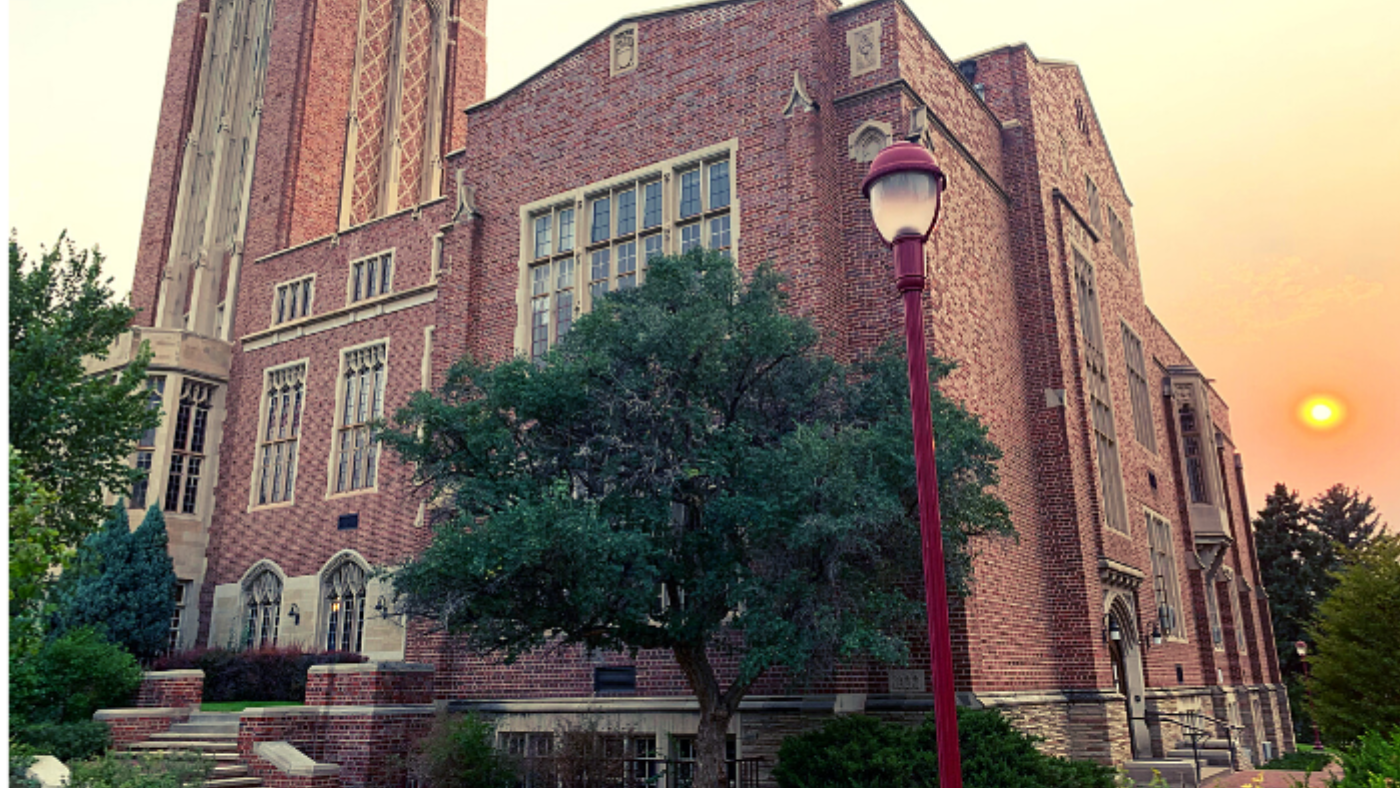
top-left (1308, 536), bottom-right (1400, 744)
top-left (1309, 484), bottom-right (1385, 586)
top-left (382, 252), bottom-right (1015, 788)
top-left (1254, 484), bottom-right (1324, 677)
top-left (56, 504), bottom-right (176, 660)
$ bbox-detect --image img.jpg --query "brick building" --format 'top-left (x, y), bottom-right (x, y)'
top-left (91, 0), bottom-right (1294, 776)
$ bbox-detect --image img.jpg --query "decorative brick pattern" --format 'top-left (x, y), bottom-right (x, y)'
top-left (136, 670), bottom-right (205, 709)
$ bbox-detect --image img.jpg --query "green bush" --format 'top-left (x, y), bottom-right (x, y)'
top-left (12, 721), bottom-right (112, 763)
top-left (1260, 749), bottom-right (1332, 771)
top-left (409, 712), bottom-right (518, 788)
top-left (67, 752), bottom-right (212, 788)
top-left (152, 646), bottom-right (366, 702)
top-left (1327, 727), bottom-right (1400, 787)
top-left (9, 742), bottom-right (41, 788)
top-left (775, 709), bottom-right (1115, 788)
top-left (10, 626), bottom-right (142, 725)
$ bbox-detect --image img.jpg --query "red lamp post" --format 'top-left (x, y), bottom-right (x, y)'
top-left (861, 141), bottom-right (961, 788)
top-left (1295, 640), bottom-right (1323, 749)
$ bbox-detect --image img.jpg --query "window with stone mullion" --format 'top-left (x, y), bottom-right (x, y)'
top-left (335, 346), bottom-right (386, 493)
top-left (165, 382), bottom-right (213, 514)
top-left (323, 560), bottom-right (367, 653)
top-left (1147, 512), bottom-right (1185, 639)
top-left (257, 364), bottom-right (306, 506)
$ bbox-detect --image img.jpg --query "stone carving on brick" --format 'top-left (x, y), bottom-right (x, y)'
top-left (847, 120), bottom-right (892, 163)
top-left (906, 105), bottom-right (935, 150)
top-left (452, 168), bottom-right (478, 223)
top-left (781, 71), bottom-right (816, 117)
top-left (847, 21), bottom-right (882, 77)
top-left (611, 23), bottom-right (638, 77)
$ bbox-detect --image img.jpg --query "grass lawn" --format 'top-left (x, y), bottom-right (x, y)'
top-left (199, 700), bottom-right (304, 712)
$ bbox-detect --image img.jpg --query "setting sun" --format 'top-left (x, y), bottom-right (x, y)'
top-left (1300, 395), bottom-right (1346, 430)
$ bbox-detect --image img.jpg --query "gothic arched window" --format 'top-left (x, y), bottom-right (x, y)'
top-left (242, 566), bottom-right (282, 648)
top-left (323, 559), bottom-right (368, 653)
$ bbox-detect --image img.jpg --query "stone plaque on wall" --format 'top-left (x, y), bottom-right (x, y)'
top-left (888, 669), bottom-right (927, 693)
top-left (847, 21), bottom-right (882, 77)
top-left (611, 23), bottom-right (639, 77)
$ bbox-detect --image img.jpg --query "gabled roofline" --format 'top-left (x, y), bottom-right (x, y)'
top-left (464, 0), bottom-right (757, 115)
top-left (960, 42), bottom-right (1133, 207)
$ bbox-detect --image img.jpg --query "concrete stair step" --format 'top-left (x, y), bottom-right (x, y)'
top-left (168, 723), bottom-right (240, 736)
top-left (151, 730), bottom-right (238, 742)
top-left (1167, 747), bottom-right (1234, 767)
top-left (127, 740), bottom-right (238, 753)
top-left (211, 765), bottom-right (250, 778)
top-left (1120, 760), bottom-right (1234, 788)
top-left (112, 750), bottom-right (240, 762)
top-left (204, 778), bottom-right (262, 788)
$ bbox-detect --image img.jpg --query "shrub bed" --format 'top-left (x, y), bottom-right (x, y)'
top-left (152, 646), bottom-right (366, 702)
top-left (774, 708), bottom-right (1116, 788)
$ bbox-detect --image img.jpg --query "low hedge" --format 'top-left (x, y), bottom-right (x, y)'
top-left (151, 646), bottom-right (366, 702)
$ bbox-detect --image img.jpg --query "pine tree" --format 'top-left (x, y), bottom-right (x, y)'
top-left (1309, 484), bottom-right (1385, 587)
top-left (1254, 484), bottom-right (1322, 676)
top-left (56, 504), bottom-right (176, 660)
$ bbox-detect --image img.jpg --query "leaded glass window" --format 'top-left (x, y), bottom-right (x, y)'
top-left (350, 251), bottom-right (393, 304)
top-left (256, 363), bottom-right (307, 506)
top-left (323, 559), bottom-right (367, 653)
top-left (334, 344), bottom-right (386, 493)
top-left (165, 380), bottom-right (214, 515)
top-left (243, 567), bottom-right (282, 649)
top-left (274, 276), bottom-right (314, 325)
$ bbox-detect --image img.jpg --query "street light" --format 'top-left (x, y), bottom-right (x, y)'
top-left (861, 141), bottom-right (960, 788)
top-left (1295, 640), bottom-right (1323, 749)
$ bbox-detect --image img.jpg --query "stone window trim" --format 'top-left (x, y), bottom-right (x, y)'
top-left (1085, 175), bottom-right (1102, 234)
top-left (169, 579), bottom-right (191, 654)
top-left (272, 274), bottom-right (316, 327)
top-left (1144, 507), bottom-right (1188, 643)
top-left (610, 22), bottom-right (639, 77)
top-left (515, 139), bottom-right (740, 358)
top-left (1108, 206), bottom-right (1129, 263)
top-left (346, 249), bottom-right (396, 305)
top-left (248, 359), bottom-right (311, 511)
top-left (240, 560), bottom-right (285, 650)
top-left (848, 120), bottom-right (893, 164)
top-left (1204, 575), bottom-right (1226, 651)
top-left (325, 338), bottom-right (390, 500)
top-left (165, 379), bottom-right (217, 516)
top-left (319, 551), bottom-right (371, 654)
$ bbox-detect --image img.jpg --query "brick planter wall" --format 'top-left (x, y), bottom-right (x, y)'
top-left (305, 662), bottom-right (434, 706)
top-left (136, 669), bottom-right (204, 708)
top-left (240, 706), bottom-right (433, 788)
top-left (93, 707), bottom-right (192, 748)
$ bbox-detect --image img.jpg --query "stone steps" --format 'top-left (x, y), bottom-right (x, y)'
top-left (124, 713), bottom-right (262, 788)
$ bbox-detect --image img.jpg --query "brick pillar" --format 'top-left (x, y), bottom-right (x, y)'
top-left (136, 669), bottom-right (205, 708)
top-left (305, 662), bottom-right (434, 706)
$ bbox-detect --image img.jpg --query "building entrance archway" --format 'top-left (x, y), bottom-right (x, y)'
top-left (1107, 596), bottom-right (1152, 759)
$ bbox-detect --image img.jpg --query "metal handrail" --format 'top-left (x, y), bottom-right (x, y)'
top-left (1138, 710), bottom-right (1246, 779)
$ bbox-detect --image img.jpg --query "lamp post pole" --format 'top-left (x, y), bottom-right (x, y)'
top-left (1296, 640), bottom-right (1323, 750)
top-left (862, 142), bottom-right (961, 788)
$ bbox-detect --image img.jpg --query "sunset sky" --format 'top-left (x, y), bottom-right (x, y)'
top-left (8, 0), bottom-right (1398, 524)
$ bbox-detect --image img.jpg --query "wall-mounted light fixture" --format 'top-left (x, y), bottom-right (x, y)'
top-left (288, 603), bottom-right (301, 626)
top-left (374, 595), bottom-right (389, 618)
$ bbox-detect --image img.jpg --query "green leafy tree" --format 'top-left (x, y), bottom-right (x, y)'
top-left (9, 233), bottom-right (160, 548)
top-left (56, 504), bottom-right (177, 660)
top-left (8, 449), bottom-right (68, 647)
top-left (1307, 536), bottom-right (1400, 745)
top-left (382, 252), bottom-right (1014, 788)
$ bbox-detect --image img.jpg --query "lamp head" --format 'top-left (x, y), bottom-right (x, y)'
top-left (1295, 640), bottom-right (1308, 657)
top-left (861, 141), bottom-right (947, 245)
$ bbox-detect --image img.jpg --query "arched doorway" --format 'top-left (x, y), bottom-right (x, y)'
top-left (1107, 595), bottom-right (1151, 758)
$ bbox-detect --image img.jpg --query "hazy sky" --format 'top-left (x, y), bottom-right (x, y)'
top-left (8, 0), bottom-right (1398, 524)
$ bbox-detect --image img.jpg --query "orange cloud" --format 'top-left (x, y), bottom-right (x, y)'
top-left (1184, 257), bottom-right (1384, 342)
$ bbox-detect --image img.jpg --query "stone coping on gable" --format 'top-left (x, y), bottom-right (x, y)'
top-left (94, 707), bottom-right (189, 720)
top-left (142, 669), bottom-right (206, 679)
top-left (254, 742), bottom-right (342, 777)
top-left (307, 661), bottom-right (434, 675)
top-left (242, 704), bottom-right (434, 718)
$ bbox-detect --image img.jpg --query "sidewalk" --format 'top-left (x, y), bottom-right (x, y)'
top-left (1202, 763), bottom-right (1343, 787)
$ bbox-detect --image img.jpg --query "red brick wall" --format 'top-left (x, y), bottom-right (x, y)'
top-left (96, 710), bottom-right (188, 748)
top-left (241, 708), bottom-right (432, 788)
top-left (136, 670), bottom-right (205, 708)
top-left (305, 663), bottom-right (434, 706)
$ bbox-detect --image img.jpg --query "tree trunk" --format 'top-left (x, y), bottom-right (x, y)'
top-left (674, 642), bottom-right (743, 788)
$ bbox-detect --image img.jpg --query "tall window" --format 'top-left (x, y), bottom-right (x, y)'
top-left (165, 380), bottom-right (214, 515)
top-left (1108, 207), bottom-right (1128, 262)
top-left (274, 276), bottom-right (314, 324)
top-left (323, 559), bottom-right (367, 653)
top-left (1086, 175), bottom-right (1102, 232)
top-left (1146, 511), bottom-right (1185, 639)
top-left (132, 377), bottom-right (166, 508)
top-left (1121, 323), bottom-right (1156, 452)
top-left (243, 567), bottom-right (282, 649)
top-left (1074, 251), bottom-right (1128, 533)
top-left (334, 344), bottom-right (386, 493)
top-left (169, 580), bottom-right (191, 653)
top-left (1179, 404), bottom-right (1211, 505)
top-left (349, 251), bottom-right (394, 304)
top-left (523, 146), bottom-right (736, 358)
top-left (1205, 579), bottom-right (1225, 650)
top-left (256, 363), bottom-right (307, 505)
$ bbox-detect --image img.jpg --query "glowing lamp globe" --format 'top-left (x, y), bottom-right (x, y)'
top-left (861, 142), bottom-right (947, 244)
